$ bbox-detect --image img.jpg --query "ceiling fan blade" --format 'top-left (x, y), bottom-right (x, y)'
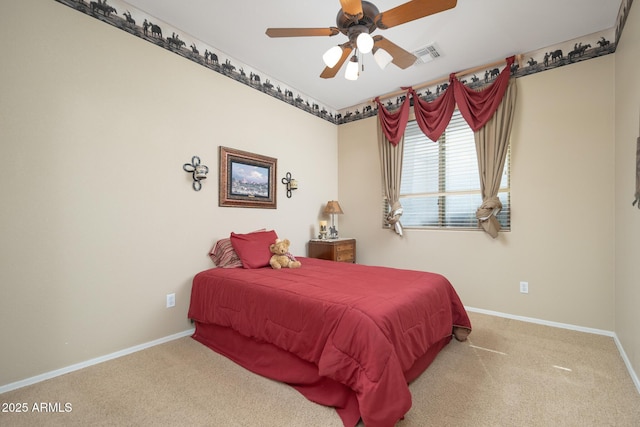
top-left (320, 44), bottom-right (353, 79)
top-left (265, 27), bottom-right (340, 38)
top-left (339, 0), bottom-right (364, 21)
top-left (375, 0), bottom-right (457, 29)
top-left (373, 36), bottom-right (417, 69)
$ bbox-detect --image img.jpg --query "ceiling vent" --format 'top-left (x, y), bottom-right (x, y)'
top-left (413, 43), bottom-right (442, 65)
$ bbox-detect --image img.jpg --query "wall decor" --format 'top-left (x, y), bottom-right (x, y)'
top-left (53, 0), bottom-right (337, 123)
top-left (54, 0), bottom-right (624, 126)
top-left (616, 0), bottom-right (635, 44)
top-left (281, 172), bottom-right (298, 198)
top-left (219, 147), bottom-right (277, 209)
top-left (182, 156), bottom-right (208, 191)
top-left (344, 27), bottom-right (616, 123)
top-left (634, 114), bottom-right (640, 209)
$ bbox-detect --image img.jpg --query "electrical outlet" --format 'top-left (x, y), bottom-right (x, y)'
top-left (519, 281), bottom-right (529, 294)
top-left (166, 293), bottom-right (176, 308)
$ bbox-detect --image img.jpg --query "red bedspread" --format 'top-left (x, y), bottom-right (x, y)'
top-left (188, 257), bottom-right (471, 427)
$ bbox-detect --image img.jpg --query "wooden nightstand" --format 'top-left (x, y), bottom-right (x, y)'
top-left (308, 238), bottom-right (356, 263)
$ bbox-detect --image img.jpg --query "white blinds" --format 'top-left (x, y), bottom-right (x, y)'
top-left (392, 110), bottom-right (510, 229)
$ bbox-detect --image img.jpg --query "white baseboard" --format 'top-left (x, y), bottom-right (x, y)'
top-left (0, 328), bottom-right (195, 395)
top-left (465, 306), bottom-right (640, 394)
top-left (4, 310), bottom-right (639, 397)
top-left (465, 306), bottom-right (616, 336)
top-left (612, 334), bottom-right (640, 394)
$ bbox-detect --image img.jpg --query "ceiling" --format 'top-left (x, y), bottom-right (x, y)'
top-left (122, 0), bottom-right (621, 111)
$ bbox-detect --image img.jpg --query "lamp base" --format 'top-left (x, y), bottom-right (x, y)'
top-left (329, 213), bottom-right (339, 239)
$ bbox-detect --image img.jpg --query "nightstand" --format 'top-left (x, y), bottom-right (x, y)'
top-left (308, 238), bottom-right (356, 263)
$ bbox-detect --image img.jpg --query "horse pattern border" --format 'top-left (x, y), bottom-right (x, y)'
top-left (55, 0), bottom-right (631, 125)
top-left (54, 0), bottom-right (338, 123)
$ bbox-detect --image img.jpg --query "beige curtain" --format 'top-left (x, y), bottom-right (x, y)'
top-left (378, 120), bottom-right (405, 236)
top-left (474, 79), bottom-right (517, 238)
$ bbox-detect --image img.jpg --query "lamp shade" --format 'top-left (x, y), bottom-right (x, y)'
top-left (323, 200), bottom-right (344, 215)
top-left (322, 45), bottom-right (343, 68)
top-left (373, 47), bottom-right (393, 69)
top-left (356, 32), bottom-right (374, 54)
top-left (344, 55), bottom-right (359, 81)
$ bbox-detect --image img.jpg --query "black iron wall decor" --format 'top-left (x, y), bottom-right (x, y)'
top-left (183, 156), bottom-right (208, 191)
top-left (281, 172), bottom-right (298, 198)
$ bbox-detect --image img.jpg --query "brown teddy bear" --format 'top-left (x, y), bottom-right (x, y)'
top-left (269, 239), bottom-right (301, 269)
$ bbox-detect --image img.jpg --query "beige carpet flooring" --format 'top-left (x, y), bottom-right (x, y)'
top-left (2, 312), bottom-right (639, 426)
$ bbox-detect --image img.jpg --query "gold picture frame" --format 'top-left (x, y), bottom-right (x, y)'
top-left (219, 146), bottom-right (277, 209)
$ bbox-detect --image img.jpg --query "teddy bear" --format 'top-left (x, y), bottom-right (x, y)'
top-left (269, 239), bottom-right (301, 269)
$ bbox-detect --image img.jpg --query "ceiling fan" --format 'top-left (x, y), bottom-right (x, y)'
top-left (265, 0), bottom-right (457, 80)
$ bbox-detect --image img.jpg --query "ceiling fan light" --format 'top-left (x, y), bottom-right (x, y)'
top-left (373, 48), bottom-right (393, 69)
top-left (322, 46), bottom-right (343, 68)
top-left (345, 55), bottom-right (359, 81)
top-left (356, 32), bottom-right (374, 54)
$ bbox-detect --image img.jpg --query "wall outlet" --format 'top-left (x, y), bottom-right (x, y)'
top-left (166, 293), bottom-right (176, 308)
top-left (519, 281), bottom-right (529, 294)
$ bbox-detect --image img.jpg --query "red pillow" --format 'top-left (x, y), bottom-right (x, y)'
top-left (230, 230), bottom-right (278, 269)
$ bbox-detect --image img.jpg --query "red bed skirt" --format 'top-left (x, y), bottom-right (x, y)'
top-left (192, 321), bottom-right (452, 427)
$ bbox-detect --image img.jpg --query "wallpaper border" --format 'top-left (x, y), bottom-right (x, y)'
top-left (54, 0), bottom-right (628, 125)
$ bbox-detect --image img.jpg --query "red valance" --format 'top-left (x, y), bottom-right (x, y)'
top-left (377, 56), bottom-right (515, 142)
top-left (374, 95), bottom-right (410, 146)
top-left (408, 76), bottom-right (456, 141)
top-left (453, 56), bottom-right (515, 131)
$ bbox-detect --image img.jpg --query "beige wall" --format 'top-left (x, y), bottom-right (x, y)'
top-left (0, 0), bottom-right (337, 386)
top-left (2, 0), bottom-right (637, 390)
top-left (615, 2), bottom-right (640, 387)
top-left (338, 55), bottom-right (616, 331)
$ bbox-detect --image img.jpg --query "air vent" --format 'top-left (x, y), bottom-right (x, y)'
top-left (413, 43), bottom-right (442, 65)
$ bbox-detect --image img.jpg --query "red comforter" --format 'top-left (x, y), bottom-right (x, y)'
top-left (188, 257), bottom-right (471, 427)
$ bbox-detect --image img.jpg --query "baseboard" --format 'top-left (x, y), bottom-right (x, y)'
top-left (4, 310), bottom-right (639, 397)
top-left (613, 334), bottom-right (640, 394)
top-left (0, 328), bottom-right (195, 395)
top-left (465, 306), bottom-right (616, 336)
top-left (465, 306), bottom-right (640, 394)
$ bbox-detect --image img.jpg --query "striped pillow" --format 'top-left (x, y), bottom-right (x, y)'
top-left (209, 238), bottom-right (243, 268)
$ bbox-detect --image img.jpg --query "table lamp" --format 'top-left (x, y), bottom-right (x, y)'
top-left (323, 200), bottom-right (344, 239)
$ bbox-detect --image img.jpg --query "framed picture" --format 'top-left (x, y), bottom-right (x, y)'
top-left (219, 146), bottom-right (277, 209)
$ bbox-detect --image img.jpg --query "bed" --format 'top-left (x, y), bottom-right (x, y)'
top-left (189, 249), bottom-right (471, 427)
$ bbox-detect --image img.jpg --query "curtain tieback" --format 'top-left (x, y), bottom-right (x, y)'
top-left (386, 201), bottom-right (404, 236)
top-left (476, 197), bottom-right (502, 221)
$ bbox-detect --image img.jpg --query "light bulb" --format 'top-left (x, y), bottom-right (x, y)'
top-left (373, 48), bottom-right (393, 69)
top-left (356, 32), bottom-right (374, 54)
top-left (322, 46), bottom-right (343, 68)
top-left (345, 55), bottom-right (359, 80)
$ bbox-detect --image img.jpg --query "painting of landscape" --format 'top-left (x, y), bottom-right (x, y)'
top-left (230, 162), bottom-right (269, 198)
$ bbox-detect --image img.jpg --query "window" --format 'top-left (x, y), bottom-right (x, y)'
top-left (386, 110), bottom-right (510, 230)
